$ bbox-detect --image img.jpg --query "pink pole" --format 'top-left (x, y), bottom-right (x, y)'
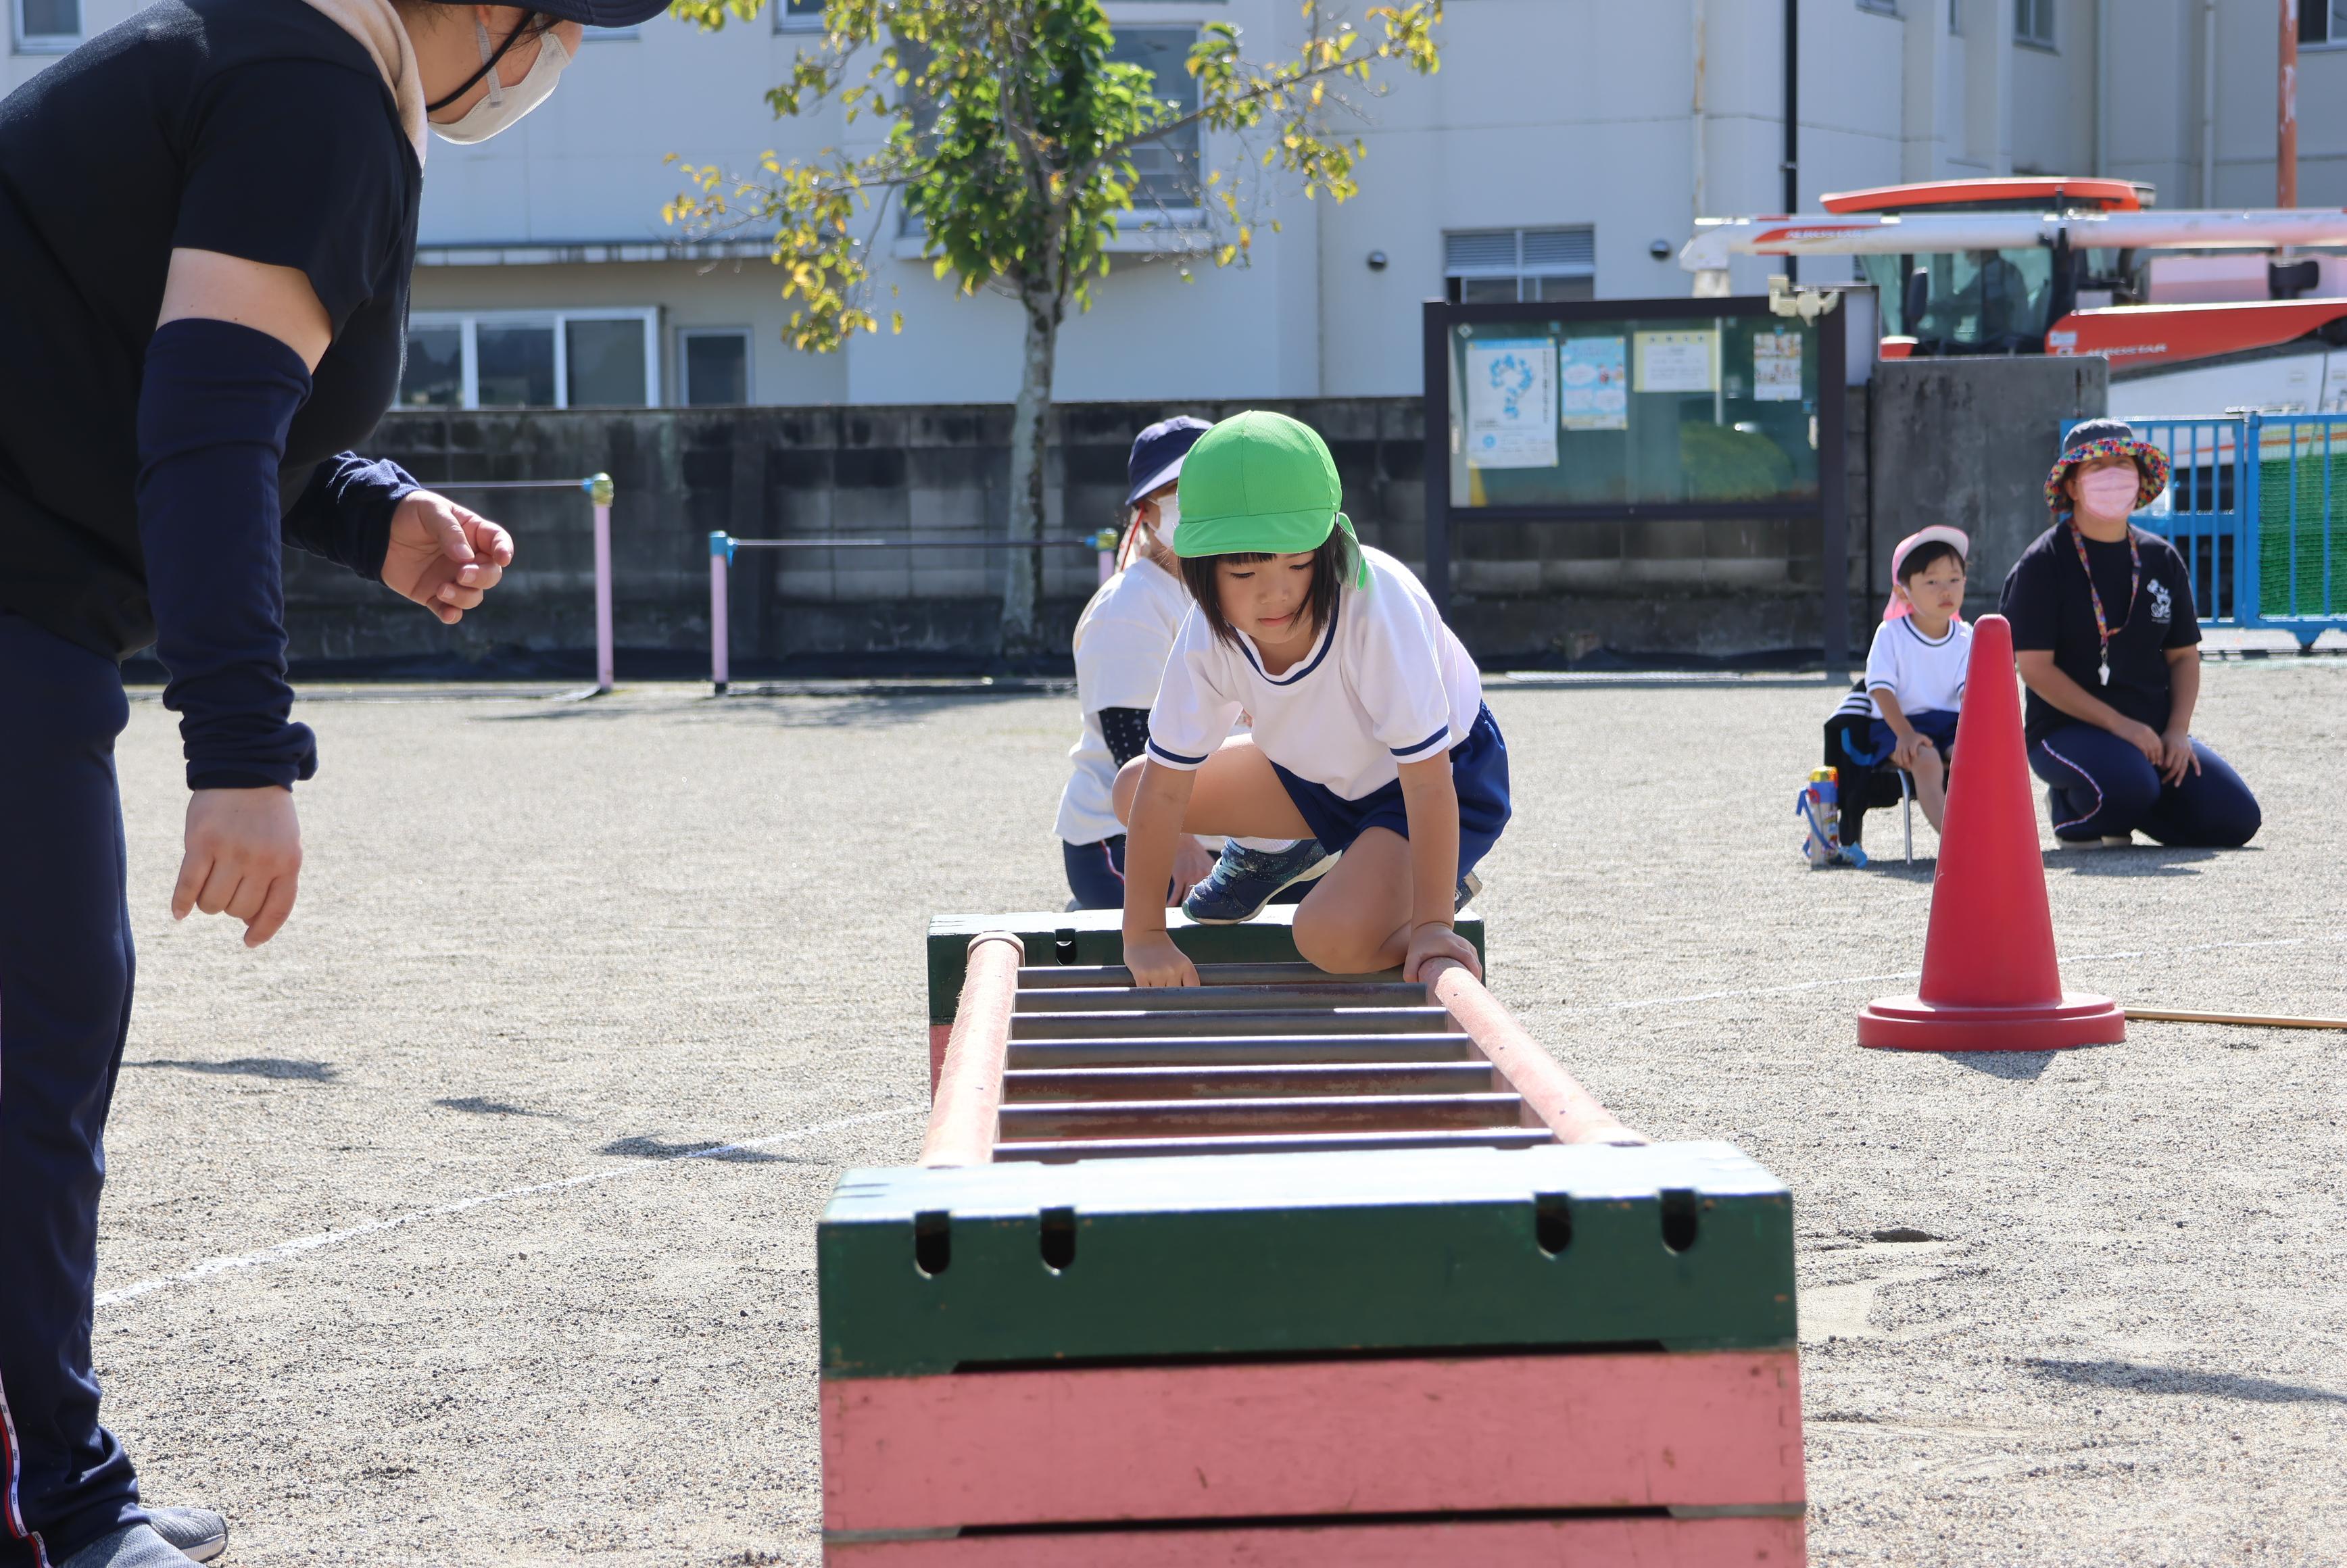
top-left (709, 533), bottom-right (731, 695)
top-left (920, 933), bottom-right (1025, 1167)
top-left (1420, 958), bottom-right (1647, 1145)
top-left (587, 473), bottom-right (614, 693)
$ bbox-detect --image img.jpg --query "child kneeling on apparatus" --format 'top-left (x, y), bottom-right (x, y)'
top-left (1111, 410), bottom-right (1509, 985)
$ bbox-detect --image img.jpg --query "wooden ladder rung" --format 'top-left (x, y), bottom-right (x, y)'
top-left (1002, 1062), bottom-right (1499, 1102)
top-left (992, 1126), bottom-right (1559, 1162)
top-left (1015, 964), bottom-right (1399, 989)
top-left (1015, 983), bottom-right (1427, 1013)
top-left (1011, 1008), bottom-right (1457, 1040)
top-left (1005, 1033), bottom-right (1480, 1069)
top-left (995, 1093), bottom-right (1530, 1141)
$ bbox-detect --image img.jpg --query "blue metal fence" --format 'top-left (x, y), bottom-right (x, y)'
top-left (2067, 414), bottom-right (2347, 645)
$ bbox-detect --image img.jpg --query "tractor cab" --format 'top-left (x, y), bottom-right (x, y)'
top-left (1824, 178), bottom-right (2154, 356)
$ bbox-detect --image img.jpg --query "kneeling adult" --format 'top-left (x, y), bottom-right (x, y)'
top-left (2000, 420), bottom-right (2260, 848)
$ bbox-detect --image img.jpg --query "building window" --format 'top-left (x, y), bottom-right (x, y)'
top-left (1855, 0), bottom-right (1897, 15)
top-left (2302, 0), bottom-right (2347, 44)
top-left (1109, 28), bottom-right (1202, 209)
top-left (2014, 0), bottom-right (2054, 49)
top-left (774, 0), bottom-right (822, 33)
top-left (12, 0), bottom-right (79, 51)
top-left (400, 310), bottom-right (660, 410)
top-left (680, 328), bottom-right (752, 406)
top-left (1443, 227), bottom-right (1596, 304)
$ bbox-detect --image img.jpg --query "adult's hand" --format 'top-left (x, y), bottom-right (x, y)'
top-left (2159, 727), bottom-right (2202, 786)
top-left (174, 787), bottom-right (302, 947)
top-left (383, 491), bottom-right (514, 624)
top-left (2112, 717), bottom-right (2164, 766)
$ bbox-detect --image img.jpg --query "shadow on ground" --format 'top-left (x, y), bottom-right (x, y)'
top-left (2027, 1358), bottom-right (2347, 1405)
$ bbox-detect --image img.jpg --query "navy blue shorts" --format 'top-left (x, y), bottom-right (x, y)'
top-left (1268, 704), bottom-right (1511, 879)
top-left (1866, 707), bottom-right (1959, 760)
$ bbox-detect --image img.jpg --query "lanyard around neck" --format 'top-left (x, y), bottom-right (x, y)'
top-left (2066, 520), bottom-right (2139, 683)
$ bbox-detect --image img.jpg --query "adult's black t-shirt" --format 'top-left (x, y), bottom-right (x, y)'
top-left (0, 0), bottom-right (420, 660)
top-left (2000, 521), bottom-right (2201, 748)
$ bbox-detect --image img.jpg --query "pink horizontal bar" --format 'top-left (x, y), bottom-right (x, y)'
top-left (823, 1350), bottom-right (1803, 1534)
top-left (827, 1513), bottom-right (1805, 1566)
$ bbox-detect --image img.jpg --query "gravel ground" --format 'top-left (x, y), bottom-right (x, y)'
top-left (94, 658), bottom-right (2346, 1566)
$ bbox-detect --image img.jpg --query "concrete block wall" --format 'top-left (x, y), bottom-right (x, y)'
top-left (277, 395), bottom-right (1877, 674)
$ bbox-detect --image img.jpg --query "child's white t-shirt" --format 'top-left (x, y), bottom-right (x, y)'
top-left (1865, 616), bottom-right (1972, 718)
top-left (1056, 556), bottom-right (1189, 843)
top-left (1146, 545), bottom-right (1483, 801)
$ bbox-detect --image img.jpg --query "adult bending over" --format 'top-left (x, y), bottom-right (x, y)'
top-left (2000, 420), bottom-right (2260, 848)
top-left (0, 0), bottom-right (661, 1562)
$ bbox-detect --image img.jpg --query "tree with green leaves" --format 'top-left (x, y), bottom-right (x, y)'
top-left (665, 0), bottom-right (1442, 652)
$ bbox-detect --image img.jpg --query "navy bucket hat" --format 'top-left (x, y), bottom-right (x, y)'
top-left (1126, 416), bottom-right (1212, 508)
top-left (521, 0), bottom-right (676, 27)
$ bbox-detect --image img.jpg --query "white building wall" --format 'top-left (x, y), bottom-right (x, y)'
top-left (14, 0), bottom-right (2309, 407)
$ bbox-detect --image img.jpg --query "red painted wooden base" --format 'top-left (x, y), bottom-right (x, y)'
top-left (927, 1022), bottom-right (952, 1094)
top-left (827, 1513), bottom-right (1805, 1565)
top-left (823, 1349), bottom-right (1803, 1534)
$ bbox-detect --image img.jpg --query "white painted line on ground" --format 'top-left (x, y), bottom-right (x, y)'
top-left (1555, 931), bottom-right (2346, 1016)
top-left (96, 1105), bottom-right (923, 1310)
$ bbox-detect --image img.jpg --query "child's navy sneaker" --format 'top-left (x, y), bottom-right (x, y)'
top-left (1182, 839), bottom-right (1334, 924)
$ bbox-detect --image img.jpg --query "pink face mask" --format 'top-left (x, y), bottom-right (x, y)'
top-left (2075, 466), bottom-right (2140, 520)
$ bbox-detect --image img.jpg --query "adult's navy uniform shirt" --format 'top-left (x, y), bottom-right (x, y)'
top-left (2000, 522), bottom-right (2201, 748)
top-left (0, 0), bottom-right (420, 661)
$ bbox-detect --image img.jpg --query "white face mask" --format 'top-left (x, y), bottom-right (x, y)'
top-left (432, 20), bottom-right (570, 145)
top-left (1151, 493), bottom-right (1180, 549)
top-left (2075, 466), bottom-right (2140, 520)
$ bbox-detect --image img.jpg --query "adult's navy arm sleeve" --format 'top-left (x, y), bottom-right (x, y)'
top-left (283, 453), bottom-right (418, 581)
top-left (136, 317), bottom-right (319, 792)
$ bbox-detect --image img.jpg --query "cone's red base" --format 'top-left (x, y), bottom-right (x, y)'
top-left (1856, 991), bottom-right (2127, 1052)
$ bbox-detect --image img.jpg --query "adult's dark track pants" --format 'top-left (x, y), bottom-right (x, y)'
top-left (2029, 721), bottom-right (2262, 847)
top-left (0, 612), bottom-right (147, 1565)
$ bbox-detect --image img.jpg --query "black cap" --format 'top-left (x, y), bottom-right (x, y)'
top-left (2059, 417), bottom-right (2138, 455)
top-left (529, 0), bottom-right (675, 26)
top-left (1126, 416), bottom-right (1212, 508)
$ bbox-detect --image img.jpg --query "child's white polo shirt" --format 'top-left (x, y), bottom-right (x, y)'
top-left (1146, 545), bottom-right (1483, 801)
top-left (1055, 556), bottom-right (1189, 844)
top-left (1865, 616), bottom-right (1972, 718)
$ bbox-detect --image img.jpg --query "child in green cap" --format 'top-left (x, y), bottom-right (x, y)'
top-left (1110, 410), bottom-right (1509, 985)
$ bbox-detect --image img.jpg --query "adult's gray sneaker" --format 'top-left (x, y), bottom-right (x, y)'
top-left (58, 1524), bottom-right (189, 1568)
top-left (148, 1508), bottom-right (228, 1563)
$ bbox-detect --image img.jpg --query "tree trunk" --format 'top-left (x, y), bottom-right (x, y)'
top-left (1000, 291), bottom-right (1060, 657)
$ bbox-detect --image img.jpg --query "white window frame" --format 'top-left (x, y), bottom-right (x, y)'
top-left (1443, 226), bottom-right (1597, 303)
top-left (2014, 0), bottom-right (2054, 50)
top-left (405, 308), bottom-right (660, 410)
top-left (2302, 0), bottom-right (2347, 47)
top-left (774, 0), bottom-right (823, 33)
top-left (11, 0), bottom-right (80, 53)
top-left (677, 326), bottom-right (754, 406)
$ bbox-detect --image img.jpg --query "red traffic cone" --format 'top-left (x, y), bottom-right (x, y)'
top-left (1858, 614), bottom-right (2126, 1052)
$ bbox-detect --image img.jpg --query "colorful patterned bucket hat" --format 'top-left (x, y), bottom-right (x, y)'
top-left (2043, 418), bottom-right (2171, 511)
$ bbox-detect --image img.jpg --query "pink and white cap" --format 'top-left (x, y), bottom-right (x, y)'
top-left (1884, 524), bottom-right (1970, 622)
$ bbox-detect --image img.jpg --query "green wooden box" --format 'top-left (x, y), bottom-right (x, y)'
top-left (819, 1141), bottom-right (1796, 1377)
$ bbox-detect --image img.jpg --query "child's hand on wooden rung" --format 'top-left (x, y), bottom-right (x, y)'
top-left (1404, 923), bottom-right (1480, 984)
top-left (1125, 930), bottom-right (1201, 988)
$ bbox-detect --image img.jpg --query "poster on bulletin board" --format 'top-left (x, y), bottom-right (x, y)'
top-left (1634, 329), bottom-right (1718, 393)
top-left (1753, 330), bottom-right (1804, 401)
top-left (1462, 337), bottom-right (1559, 468)
top-left (1558, 336), bottom-right (1629, 431)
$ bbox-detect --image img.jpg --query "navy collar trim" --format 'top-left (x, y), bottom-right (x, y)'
top-left (1899, 616), bottom-right (1959, 647)
top-left (1238, 599), bottom-right (1340, 686)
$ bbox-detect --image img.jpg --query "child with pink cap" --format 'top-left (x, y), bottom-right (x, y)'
top-left (1861, 525), bottom-right (1973, 833)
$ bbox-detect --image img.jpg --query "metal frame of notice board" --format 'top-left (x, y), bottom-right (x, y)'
top-left (1420, 295), bottom-right (1850, 675)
